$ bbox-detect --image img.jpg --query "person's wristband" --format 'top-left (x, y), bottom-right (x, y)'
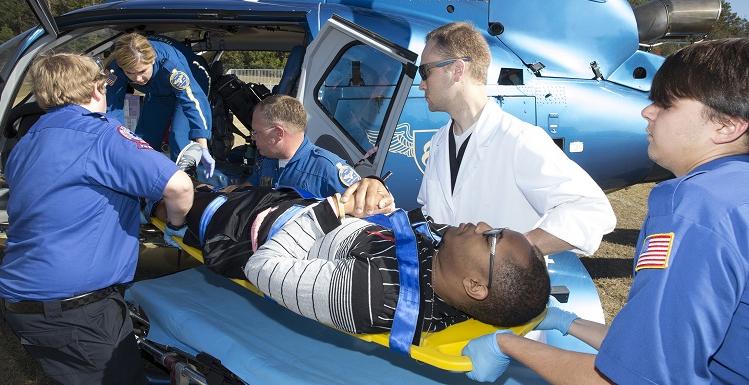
top-left (333, 193), bottom-right (346, 220)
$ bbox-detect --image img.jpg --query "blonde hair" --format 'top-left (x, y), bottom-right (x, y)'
top-left (255, 95), bottom-right (307, 133)
top-left (111, 33), bottom-right (156, 72)
top-left (29, 53), bottom-right (106, 110)
top-left (426, 22), bottom-right (490, 84)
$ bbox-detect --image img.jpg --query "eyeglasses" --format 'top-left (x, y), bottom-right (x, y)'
top-left (483, 228), bottom-right (505, 290)
top-left (250, 124), bottom-right (278, 138)
top-left (418, 57), bottom-right (471, 80)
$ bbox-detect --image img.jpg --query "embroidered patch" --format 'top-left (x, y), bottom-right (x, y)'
top-left (117, 126), bottom-right (152, 150)
top-left (106, 71), bottom-right (117, 86)
top-left (169, 70), bottom-right (190, 90)
top-left (635, 232), bottom-right (674, 272)
top-left (260, 176), bottom-right (274, 187)
top-left (336, 162), bottom-right (361, 187)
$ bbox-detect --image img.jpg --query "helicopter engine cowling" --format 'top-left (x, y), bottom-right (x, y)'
top-left (634, 0), bottom-right (721, 43)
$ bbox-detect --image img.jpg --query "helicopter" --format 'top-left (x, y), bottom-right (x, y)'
top-left (0, 0), bottom-right (721, 384)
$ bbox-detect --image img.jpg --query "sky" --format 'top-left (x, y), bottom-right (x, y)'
top-left (727, 0), bottom-right (749, 20)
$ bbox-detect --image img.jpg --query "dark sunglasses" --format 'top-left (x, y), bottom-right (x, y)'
top-left (418, 57), bottom-right (471, 80)
top-left (483, 228), bottom-right (506, 290)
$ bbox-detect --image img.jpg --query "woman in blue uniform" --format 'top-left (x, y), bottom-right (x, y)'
top-left (462, 38), bottom-right (749, 384)
top-left (0, 53), bottom-right (194, 385)
top-left (107, 33), bottom-right (215, 177)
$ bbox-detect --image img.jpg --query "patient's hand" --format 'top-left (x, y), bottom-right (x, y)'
top-left (340, 177), bottom-right (395, 218)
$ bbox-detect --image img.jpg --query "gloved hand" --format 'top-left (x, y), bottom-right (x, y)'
top-left (535, 297), bottom-right (579, 335)
top-left (463, 329), bottom-right (513, 382)
top-left (163, 222), bottom-right (187, 248)
top-left (200, 148), bottom-right (215, 179)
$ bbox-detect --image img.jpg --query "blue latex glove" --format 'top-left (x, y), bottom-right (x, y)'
top-left (535, 298), bottom-right (579, 335)
top-left (201, 148), bottom-right (215, 179)
top-left (463, 330), bottom-right (513, 382)
top-left (163, 222), bottom-right (187, 248)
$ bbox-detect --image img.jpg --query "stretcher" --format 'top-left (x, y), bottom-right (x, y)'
top-left (148, 219), bottom-right (543, 372)
top-left (126, 220), bottom-right (602, 384)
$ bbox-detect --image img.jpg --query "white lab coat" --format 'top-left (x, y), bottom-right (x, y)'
top-left (417, 99), bottom-right (615, 255)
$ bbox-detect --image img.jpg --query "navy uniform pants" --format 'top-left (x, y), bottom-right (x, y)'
top-left (2, 291), bottom-right (146, 385)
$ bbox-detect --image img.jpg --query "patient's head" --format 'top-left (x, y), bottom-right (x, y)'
top-left (432, 223), bottom-right (550, 326)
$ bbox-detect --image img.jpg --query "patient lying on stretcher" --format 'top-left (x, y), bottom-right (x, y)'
top-left (147, 182), bottom-right (550, 335)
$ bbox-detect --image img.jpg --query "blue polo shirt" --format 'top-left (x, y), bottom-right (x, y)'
top-left (0, 104), bottom-right (178, 301)
top-left (596, 155), bottom-right (749, 384)
top-left (249, 136), bottom-right (360, 197)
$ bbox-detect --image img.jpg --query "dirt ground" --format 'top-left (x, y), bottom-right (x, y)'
top-left (0, 184), bottom-right (653, 384)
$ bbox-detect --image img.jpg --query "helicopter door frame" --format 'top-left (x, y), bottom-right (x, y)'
top-left (297, 15), bottom-right (417, 177)
top-left (25, 0), bottom-right (59, 39)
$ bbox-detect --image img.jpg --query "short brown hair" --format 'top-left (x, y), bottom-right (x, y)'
top-left (29, 53), bottom-right (106, 110)
top-left (255, 95), bottom-right (307, 133)
top-left (651, 38), bottom-right (749, 126)
top-left (426, 22), bottom-right (490, 84)
top-left (111, 33), bottom-right (156, 72)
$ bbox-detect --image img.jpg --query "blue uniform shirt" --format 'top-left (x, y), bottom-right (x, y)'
top-left (0, 105), bottom-right (178, 301)
top-left (596, 155), bottom-right (749, 384)
top-left (249, 136), bottom-right (361, 197)
top-left (106, 36), bottom-right (211, 158)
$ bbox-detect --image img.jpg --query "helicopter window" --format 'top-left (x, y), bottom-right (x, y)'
top-left (315, 43), bottom-right (402, 153)
top-left (11, 28), bottom-right (119, 108)
top-left (0, 30), bottom-right (35, 79)
top-left (499, 68), bottom-right (524, 86)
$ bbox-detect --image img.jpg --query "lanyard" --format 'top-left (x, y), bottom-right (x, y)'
top-left (448, 121), bottom-right (472, 193)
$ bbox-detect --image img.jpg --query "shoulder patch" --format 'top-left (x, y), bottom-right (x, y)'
top-left (117, 126), bottom-right (152, 150)
top-left (635, 233), bottom-right (674, 272)
top-left (336, 162), bottom-right (361, 187)
top-left (106, 71), bottom-right (117, 86)
top-left (169, 70), bottom-right (190, 90)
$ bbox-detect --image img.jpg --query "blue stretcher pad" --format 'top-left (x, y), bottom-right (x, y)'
top-left (125, 266), bottom-right (549, 385)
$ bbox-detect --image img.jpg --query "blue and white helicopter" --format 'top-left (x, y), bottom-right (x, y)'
top-left (0, 0), bottom-right (720, 384)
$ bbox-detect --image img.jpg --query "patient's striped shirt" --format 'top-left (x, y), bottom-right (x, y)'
top-left (244, 201), bottom-right (468, 335)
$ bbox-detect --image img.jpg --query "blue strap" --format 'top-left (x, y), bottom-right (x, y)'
top-left (268, 204), bottom-right (305, 239)
top-left (412, 222), bottom-right (441, 246)
top-left (199, 195), bottom-right (228, 245)
top-left (366, 209), bottom-right (420, 355)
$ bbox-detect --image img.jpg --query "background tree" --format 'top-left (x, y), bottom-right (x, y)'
top-left (0, 0), bottom-right (102, 44)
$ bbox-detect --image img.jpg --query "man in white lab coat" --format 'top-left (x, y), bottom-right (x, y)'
top-left (417, 22), bottom-right (615, 256)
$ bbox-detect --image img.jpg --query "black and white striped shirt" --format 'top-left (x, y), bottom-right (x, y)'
top-left (244, 201), bottom-right (469, 335)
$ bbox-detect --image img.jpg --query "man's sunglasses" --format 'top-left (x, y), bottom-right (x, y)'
top-left (483, 228), bottom-right (506, 290)
top-left (418, 57), bottom-right (471, 80)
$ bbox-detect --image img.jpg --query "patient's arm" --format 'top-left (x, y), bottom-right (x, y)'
top-left (245, 199), bottom-right (376, 332)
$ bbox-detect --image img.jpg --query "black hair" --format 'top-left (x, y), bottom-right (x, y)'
top-left (465, 248), bottom-right (550, 327)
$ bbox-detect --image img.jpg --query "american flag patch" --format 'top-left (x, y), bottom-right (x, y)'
top-left (635, 233), bottom-right (674, 272)
top-left (106, 72), bottom-right (117, 86)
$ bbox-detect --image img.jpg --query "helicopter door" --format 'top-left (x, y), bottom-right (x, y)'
top-left (298, 15), bottom-right (417, 177)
